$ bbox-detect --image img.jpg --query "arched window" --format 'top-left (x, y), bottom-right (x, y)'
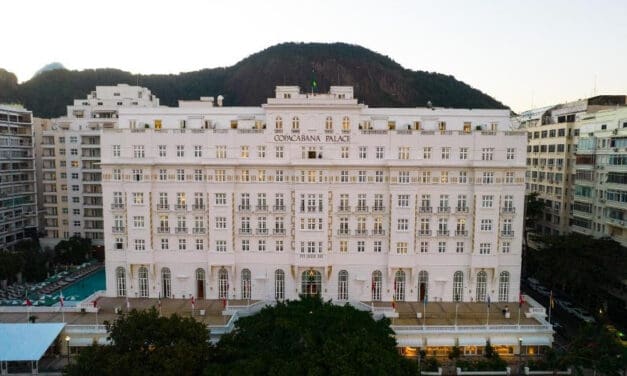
top-left (394, 270), bottom-right (406, 301)
top-left (301, 270), bottom-right (321, 296)
top-left (275, 116), bottom-right (283, 130)
top-left (275, 269), bottom-right (285, 300)
top-left (453, 271), bottom-right (464, 302)
top-left (195, 268), bottom-right (205, 299)
top-left (371, 270), bottom-right (382, 301)
top-left (342, 116), bottom-right (350, 131)
top-left (325, 116), bottom-right (333, 131)
top-left (116, 267), bottom-right (126, 297)
top-left (138, 266), bottom-right (149, 298)
top-left (418, 270), bottom-right (429, 302)
top-left (292, 116), bottom-right (300, 130)
top-left (338, 270), bottom-right (348, 300)
top-left (498, 271), bottom-right (510, 302)
top-left (241, 269), bottom-right (251, 299)
top-left (476, 271), bottom-right (487, 302)
top-left (218, 268), bottom-right (229, 299)
top-left (161, 267), bottom-right (171, 298)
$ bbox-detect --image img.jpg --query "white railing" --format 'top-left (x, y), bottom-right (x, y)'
top-left (225, 300), bottom-right (273, 317)
top-left (457, 367), bottom-right (510, 375)
top-left (391, 324), bottom-right (550, 333)
top-left (65, 324), bottom-right (107, 333)
top-left (524, 367), bottom-right (571, 375)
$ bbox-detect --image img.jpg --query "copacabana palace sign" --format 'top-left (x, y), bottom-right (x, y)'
top-left (273, 134), bottom-right (350, 143)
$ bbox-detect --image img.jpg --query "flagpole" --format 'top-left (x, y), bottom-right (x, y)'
top-left (548, 291), bottom-right (552, 325)
top-left (517, 305), bottom-right (521, 328)
top-left (455, 302), bottom-right (458, 328)
top-left (422, 295), bottom-right (426, 329)
top-left (486, 296), bottom-right (490, 327)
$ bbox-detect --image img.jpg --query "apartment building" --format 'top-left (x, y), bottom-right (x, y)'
top-left (0, 105), bottom-right (37, 248)
top-left (101, 86), bottom-right (527, 305)
top-left (39, 84), bottom-right (159, 247)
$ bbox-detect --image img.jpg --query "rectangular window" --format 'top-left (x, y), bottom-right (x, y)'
top-left (196, 239), bottom-right (204, 251)
top-left (177, 169), bottom-right (185, 181)
top-left (438, 241), bottom-right (446, 253)
top-left (194, 169), bottom-right (203, 181)
top-left (502, 241), bottom-right (511, 253)
top-left (133, 216), bottom-right (145, 228)
top-left (398, 147), bottom-right (409, 160)
top-left (215, 217), bottom-right (227, 229)
top-left (506, 148), bottom-right (515, 160)
top-left (257, 145), bottom-right (266, 158)
top-left (398, 171), bottom-right (410, 184)
top-left (479, 243), bottom-right (491, 254)
top-left (216, 145), bottom-right (227, 159)
top-left (340, 240), bottom-right (348, 253)
top-left (375, 170), bottom-right (384, 183)
top-left (456, 241), bottom-right (464, 253)
top-left (376, 146), bottom-right (384, 159)
top-left (194, 145), bottom-right (202, 157)
top-left (481, 148), bottom-right (494, 161)
top-left (441, 147), bottom-right (450, 160)
top-left (459, 147), bottom-right (468, 160)
top-left (133, 145), bottom-right (144, 158)
top-left (482, 172), bottom-right (494, 184)
top-left (113, 145), bottom-right (121, 157)
top-left (158, 145), bottom-right (166, 157)
top-left (132, 192), bottom-right (144, 205)
top-left (275, 146), bottom-right (284, 158)
top-left (161, 238), bottom-right (169, 251)
top-left (341, 146), bottom-right (349, 159)
top-left (134, 239), bottom-right (145, 251)
top-left (481, 195), bottom-right (493, 208)
top-left (242, 239), bottom-right (250, 252)
top-left (423, 147), bottom-right (432, 159)
top-left (359, 146), bottom-right (367, 159)
top-left (357, 241), bottom-right (365, 253)
top-left (398, 194), bottom-right (409, 207)
top-left (480, 219), bottom-right (493, 231)
top-left (396, 242), bottom-right (408, 254)
top-left (420, 241), bottom-right (428, 253)
top-left (275, 240), bottom-right (284, 252)
top-left (397, 218), bottom-right (409, 231)
top-left (374, 241), bottom-right (382, 253)
top-left (459, 171), bottom-right (468, 183)
top-left (176, 145), bottom-right (184, 157)
top-left (215, 193), bottom-right (227, 205)
top-left (216, 240), bottom-right (227, 252)
top-left (179, 239), bottom-right (187, 251)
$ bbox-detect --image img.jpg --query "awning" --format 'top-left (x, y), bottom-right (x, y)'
top-left (69, 337), bottom-right (110, 346)
top-left (396, 338), bottom-right (424, 347)
top-left (0, 323), bottom-right (65, 361)
top-left (459, 337), bottom-right (487, 346)
top-left (521, 336), bottom-right (552, 346)
top-left (426, 337), bottom-right (455, 346)
top-left (490, 337), bottom-right (519, 346)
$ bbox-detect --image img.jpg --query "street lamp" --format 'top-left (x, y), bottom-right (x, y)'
top-left (65, 336), bottom-right (71, 365)
top-left (518, 337), bottom-right (523, 375)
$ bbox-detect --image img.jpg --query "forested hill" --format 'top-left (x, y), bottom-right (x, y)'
top-left (0, 42), bottom-right (507, 118)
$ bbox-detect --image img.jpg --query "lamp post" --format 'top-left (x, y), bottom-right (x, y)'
top-left (65, 336), bottom-right (71, 365)
top-left (518, 337), bottom-right (523, 375)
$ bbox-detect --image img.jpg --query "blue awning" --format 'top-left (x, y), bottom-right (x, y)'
top-left (0, 323), bottom-right (66, 361)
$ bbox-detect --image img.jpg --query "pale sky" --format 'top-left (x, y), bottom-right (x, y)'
top-left (2, 0), bottom-right (626, 112)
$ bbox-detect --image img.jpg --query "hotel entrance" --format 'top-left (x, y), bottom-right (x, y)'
top-left (301, 270), bottom-right (321, 296)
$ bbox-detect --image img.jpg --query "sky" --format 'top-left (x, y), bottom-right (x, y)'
top-left (2, 0), bottom-right (626, 112)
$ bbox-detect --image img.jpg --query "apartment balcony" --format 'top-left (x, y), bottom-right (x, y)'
top-left (272, 228), bottom-right (286, 235)
top-left (193, 227), bottom-right (206, 234)
top-left (456, 207), bottom-right (470, 214)
top-left (157, 227), bottom-right (170, 234)
top-left (337, 229), bottom-right (350, 236)
top-left (437, 230), bottom-right (450, 236)
top-left (355, 205), bottom-right (369, 213)
top-left (175, 227), bottom-right (187, 234)
top-left (272, 205), bottom-right (286, 212)
top-left (337, 206), bottom-right (351, 213)
top-left (255, 205), bottom-right (269, 212)
top-left (501, 230), bottom-right (515, 238)
top-left (372, 205), bottom-right (386, 213)
top-left (238, 205), bottom-right (251, 212)
top-left (371, 229), bottom-right (386, 236)
top-left (112, 227), bottom-right (125, 234)
top-left (256, 228), bottom-right (268, 235)
top-left (419, 206), bottom-right (432, 214)
top-left (111, 203), bottom-right (125, 210)
top-left (239, 228), bottom-right (252, 235)
top-left (418, 230), bottom-right (432, 236)
top-left (354, 229), bottom-right (369, 236)
top-left (192, 204), bottom-right (205, 211)
top-left (157, 204), bottom-right (170, 211)
top-left (174, 204), bottom-right (187, 211)
top-left (501, 207), bottom-right (516, 214)
top-left (455, 230), bottom-right (469, 237)
top-left (437, 206), bottom-right (451, 214)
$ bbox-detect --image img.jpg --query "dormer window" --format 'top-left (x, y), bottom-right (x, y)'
top-left (413, 121), bottom-right (421, 130)
top-left (292, 117), bottom-right (300, 130)
top-left (463, 122), bottom-right (472, 133)
top-left (275, 116), bottom-right (283, 130)
top-left (438, 121), bottom-right (446, 131)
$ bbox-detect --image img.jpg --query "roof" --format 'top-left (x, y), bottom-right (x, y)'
top-left (0, 323), bottom-right (65, 361)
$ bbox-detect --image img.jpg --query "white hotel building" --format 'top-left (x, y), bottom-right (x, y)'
top-left (102, 86), bottom-right (526, 306)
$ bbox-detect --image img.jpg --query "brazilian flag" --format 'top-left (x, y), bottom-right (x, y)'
top-left (311, 69), bottom-right (318, 92)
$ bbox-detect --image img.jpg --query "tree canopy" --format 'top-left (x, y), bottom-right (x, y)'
top-left (207, 295), bottom-right (416, 375)
top-left (53, 236), bottom-right (92, 265)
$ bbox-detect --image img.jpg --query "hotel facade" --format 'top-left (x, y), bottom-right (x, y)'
top-left (102, 86), bottom-right (527, 305)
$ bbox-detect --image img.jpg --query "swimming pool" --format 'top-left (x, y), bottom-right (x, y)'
top-left (55, 268), bottom-right (106, 306)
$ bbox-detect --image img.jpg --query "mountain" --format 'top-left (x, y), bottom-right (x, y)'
top-left (1, 43), bottom-right (507, 118)
top-left (33, 62), bottom-right (66, 77)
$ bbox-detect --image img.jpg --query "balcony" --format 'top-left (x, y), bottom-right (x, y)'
top-left (256, 228), bottom-right (268, 235)
top-left (419, 206), bottom-right (432, 214)
top-left (193, 228), bottom-right (206, 234)
top-left (239, 228), bottom-right (252, 235)
top-left (157, 204), bottom-right (170, 211)
top-left (112, 227), bottom-right (125, 234)
top-left (157, 227), bottom-right (170, 234)
top-left (238, 205), bottom-right (251, 212)
top-left (418, 230), bottom-right (432, 236)
top-left (501, 230), bottom-right (515, 238)
top-left (437, 230), bottom-right (450, 236)
top-left (174, 204), bottom-right (187, 211)
top-left (455, 230), bottom-right (469, 237)
top-left (456, 207), bottom-right (470, 214)
top-left (255, 205), bottom-right (269, 212)
top-left (355, 229), bottom-right (369, 236)
top-left (501, 207), bottom-right (516, 214)
top-left (371, 229), bottom-right (386, 236)
top-left (192, 204), bottom-right (205, 211)
top-left (337, 229), bottom-right (350, 236)
top-left (111, 203), bottom-right (125, 210)
top-left (273, 205), bottom-right (286, 212)
top-left (175, 227), bottom-right (188, 234)
top-left (337, 206), bottom-right (351, 213)
top-left (355, 206), bottom-right (369, 213)
top-left (437, 206), bottom-right (451, 214)
top-left (273, 228), bottom-right (286, 235)
top-left (372, 205), bottom-right (385, 213)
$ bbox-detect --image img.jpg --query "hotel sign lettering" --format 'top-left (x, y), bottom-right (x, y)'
top-left (273, 134), bottom-right (350, 143)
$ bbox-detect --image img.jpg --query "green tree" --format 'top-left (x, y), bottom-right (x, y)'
top-left (207, 295), bottom-right (417, 375)
top-left (54, 236), bottom-right (92, 265)
top-left (562, 325), bottom-right (627, 376)
top-left (66, 308), bottom-right (212, 376)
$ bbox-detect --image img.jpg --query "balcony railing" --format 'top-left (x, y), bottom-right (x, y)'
top-left (372, 205), bottom-right (385, 213)
top-left (355, 229), bottom-right (369, 236)
top-left (111, 203), bottom-right (124, 210)
top-left (193, 228), bottom-right (206, 234)
top-left (174, 204), bottom-right (187, 211)
top-left (501, 230), bottom-right (515, 237)
top-left (157, 227), bottom-right (170, 234)
top-left (437, 230), bottom-right (450, 236)
top-left (175, 227), bottom-right (187, 234)
top-left (501, 207), bottom-right (516, 214)
top-left (239, 228), bottom-right (252, 235)
top-left (355, 206), bottom-right (369, 213)
top-left (437, 206), bottom-right (451, 213)
top-left (455, 230), bottom-right (469, 237)
top-left (418, 230), bottom-right (432, 236)
top-left (192, 204), bottom-right (205, 211)
top-left (337, 206), bottom-right (351, 213)
top-left (256, 228), bottom-right (268, 235)
top-left (273, 228), bottom-right (286, 235)
top-left (238, 205), bottom-right (251, 212)
top-left (372, 229), bottom-right (386, 236)
top-left (456, 206), bottom-right (470, 213)
top-left (419, 206), bottom-right (432, 214)
top-left (337, 229), bottom-right (350, 236)
top-left (112, 227), bottom-right (125, 233)
top-left (273, 205), bottom-right (286, 212)
top-left (157, 204), bottom-right (169, 211)
top-left (255, 205), bottom-right (268, 212)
